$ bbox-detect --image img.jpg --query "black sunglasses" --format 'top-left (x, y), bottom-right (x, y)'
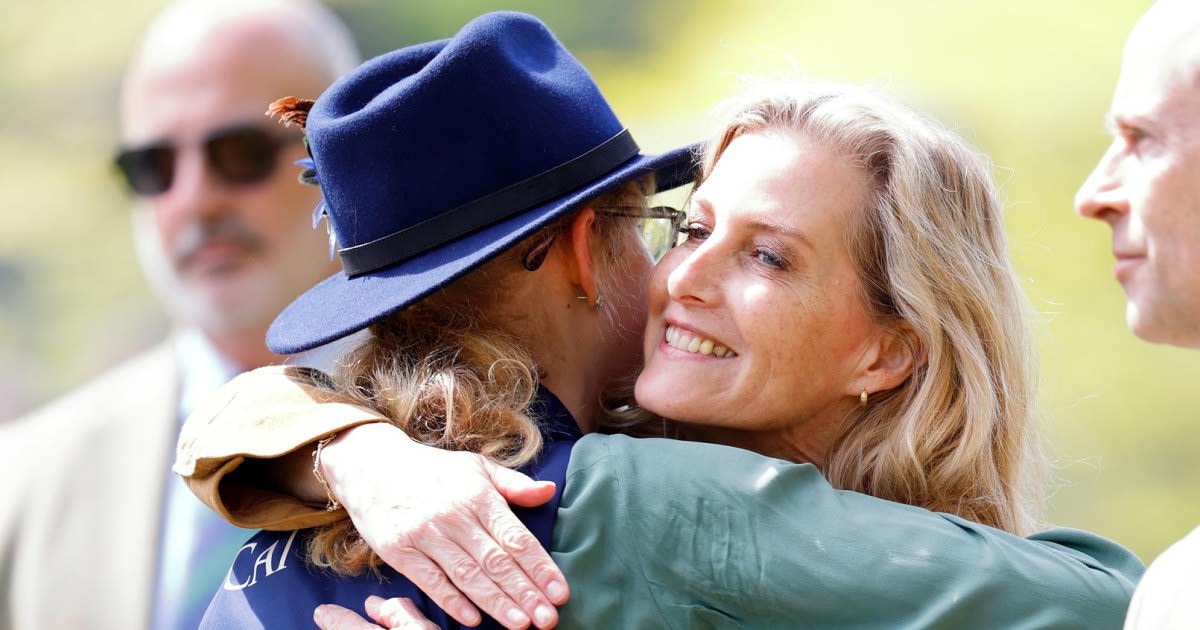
top-left (523, 205), bottom-right (686, 271)
top-left (114, 125), bottom-right (297, 196)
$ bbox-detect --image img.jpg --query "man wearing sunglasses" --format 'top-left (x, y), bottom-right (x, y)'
top-left (0, 1), bottom-right (359, 629)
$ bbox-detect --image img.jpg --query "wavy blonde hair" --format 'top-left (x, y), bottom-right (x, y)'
top-left (308, 179), bottom-right (654, 574)
top-left (695, 81), bottom-right (1044, 534)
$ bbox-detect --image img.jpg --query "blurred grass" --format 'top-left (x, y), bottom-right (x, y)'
top-left (4, 0), bottom-right (1197, 563)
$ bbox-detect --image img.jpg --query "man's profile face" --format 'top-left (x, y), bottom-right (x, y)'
top-left (121, 24), bottom-right (338, 340)
top-left (1075, 11), bottom-right (1200, 347)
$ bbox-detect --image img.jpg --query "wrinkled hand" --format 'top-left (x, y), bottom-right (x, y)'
top-left (321, 423), bottom-right (568, 629)
top-left (314, 596), bottom-right (438, 630)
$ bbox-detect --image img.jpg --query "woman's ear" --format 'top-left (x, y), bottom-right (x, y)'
top-left (566, 208), bottom-right (600, 304)
top-left (852, 323), bottom-right (923, 396)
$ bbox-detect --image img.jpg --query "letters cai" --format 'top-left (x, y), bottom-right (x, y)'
top-left (223, 531), bottom-right (299, 591)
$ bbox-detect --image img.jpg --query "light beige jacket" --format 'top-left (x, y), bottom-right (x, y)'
top-left (0, 343), bottom-right (178, 630)
top-left (172, 365), bottom-right (384, 530)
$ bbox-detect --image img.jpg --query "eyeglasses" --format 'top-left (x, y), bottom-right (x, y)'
top-left (113, 125), bottom-right (297, 197)
top-left (599, 205), bottom-right (687, 262)
top-left (523, 204), bottom-right (686, 271)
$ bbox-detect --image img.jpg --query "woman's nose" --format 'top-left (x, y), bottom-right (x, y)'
top-left (666, 240), bottom-right (724, 306)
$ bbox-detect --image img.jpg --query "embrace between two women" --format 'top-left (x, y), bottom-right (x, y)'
top-left (175, 11), bottom-right (1141, 629)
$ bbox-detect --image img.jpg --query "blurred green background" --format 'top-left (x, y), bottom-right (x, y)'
top-left (3, 0), bottom-right (1196, 564)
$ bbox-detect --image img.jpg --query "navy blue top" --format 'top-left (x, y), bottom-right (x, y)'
top-left (198, 389), bottom-right (581, 629)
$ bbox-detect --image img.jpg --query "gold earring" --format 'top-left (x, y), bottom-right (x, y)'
top-left (859, 390), bottom-right (869, 406)
top-left (576, 293), bottom-right (604, 309)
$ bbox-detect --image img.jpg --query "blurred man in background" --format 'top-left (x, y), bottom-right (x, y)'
top-left (0, 1), bottom-right (359, 628)
top-left (1075, 1), bottom-right (1200, 627)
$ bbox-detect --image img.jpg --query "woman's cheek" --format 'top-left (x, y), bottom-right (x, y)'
top-left (647, 248), bottom-right (684, 308)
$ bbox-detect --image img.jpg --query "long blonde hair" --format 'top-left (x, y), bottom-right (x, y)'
top-left (697, 81), bottom-right (1044, 534)
top-left (308, 179), bottom-right (653, 574)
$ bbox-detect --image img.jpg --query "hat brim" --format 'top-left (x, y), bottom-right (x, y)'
top-left (267, 143), bottom-right (700, 354)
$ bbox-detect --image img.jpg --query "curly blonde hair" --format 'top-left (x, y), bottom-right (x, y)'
top-left (307, 178), bottom-right (654, 574)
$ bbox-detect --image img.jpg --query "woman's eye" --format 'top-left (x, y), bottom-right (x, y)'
top-left (682, 224), bottom-right (711, 241)
top-left (755, 247), bottom-right (786, 269)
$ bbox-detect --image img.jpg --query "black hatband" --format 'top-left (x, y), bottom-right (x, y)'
top-left (338, 129), bottom-right (639, 277)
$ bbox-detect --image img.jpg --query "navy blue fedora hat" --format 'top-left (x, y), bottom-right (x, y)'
top-left (267, 11), bottom-right (698, 354)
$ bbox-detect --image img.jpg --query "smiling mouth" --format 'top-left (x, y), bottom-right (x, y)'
top-left (664, 325), bottom-right (737, 358)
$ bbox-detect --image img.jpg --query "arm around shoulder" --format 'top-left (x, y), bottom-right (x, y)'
top-left (555, 434), bottom-right (1142, 629)
top-left (173, 365), bottom-right (386, 529)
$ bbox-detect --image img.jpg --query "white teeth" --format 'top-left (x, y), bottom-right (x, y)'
top-left (663, 325), bottom-right (736, 358)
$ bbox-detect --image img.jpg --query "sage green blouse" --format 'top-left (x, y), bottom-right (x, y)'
top-left (554, 434), bottom-right (1143, 629)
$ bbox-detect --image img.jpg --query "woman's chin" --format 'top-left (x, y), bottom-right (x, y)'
top-left (634, 366), bottom-right (712, 421)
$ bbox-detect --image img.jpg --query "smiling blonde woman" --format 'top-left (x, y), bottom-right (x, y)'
top-left (635, 81), bottom-right (1041, 536)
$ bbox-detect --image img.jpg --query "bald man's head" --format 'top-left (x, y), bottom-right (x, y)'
top-left (119, 0), bottom-right (359, 367)
top-left (124, 0), bottom-right (357, 108)
top-left (1075, 0), bottom-right (1200, 348)
top-left (1126, 0), bottom-right (1200, 88)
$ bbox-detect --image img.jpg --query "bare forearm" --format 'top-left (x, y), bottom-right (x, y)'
top-left (222, 423), bottom-right (419, 508)
top-left (173, 366), bottom-right (389, 527)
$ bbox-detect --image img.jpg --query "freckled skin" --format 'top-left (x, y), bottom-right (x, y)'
top-left (635, 131), bottom-right (885, 462)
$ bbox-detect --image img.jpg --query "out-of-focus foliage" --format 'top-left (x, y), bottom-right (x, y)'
top-left (3, 0), bottom-right (1196, 563)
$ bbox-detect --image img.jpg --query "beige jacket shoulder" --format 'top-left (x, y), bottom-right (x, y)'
top-left (1125, 525), bottom-right (1200, 629)
top-left (174, 365), bottom-right (385, 530)
top-left (0, 342), bottom-right (178, 630)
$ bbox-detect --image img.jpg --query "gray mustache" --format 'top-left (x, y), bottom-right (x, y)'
top-left (174, 216), bottom-right (265, 268)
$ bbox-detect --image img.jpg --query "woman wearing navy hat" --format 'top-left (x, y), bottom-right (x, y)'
top-left (187, 12), bottom-right (1140, 630)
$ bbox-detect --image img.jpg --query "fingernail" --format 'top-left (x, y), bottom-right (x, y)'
top-left (366, 595), bottom-right (384, 605)
top-left (313, 605), bottom-right (330, 622)
top-left (507, 607), bottom-right (530, 626)
top-left (547, 580), bottom-right (568, 602)
top-left (534, 604), bottom-right (556, 626)
top-left (461, 607), bottom-right (482, 626)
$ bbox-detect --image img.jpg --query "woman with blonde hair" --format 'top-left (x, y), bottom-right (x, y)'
top-left (642, 77), bottom-right (1044, 535)
top-left (188, 12), bottom-right (1139, 630)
